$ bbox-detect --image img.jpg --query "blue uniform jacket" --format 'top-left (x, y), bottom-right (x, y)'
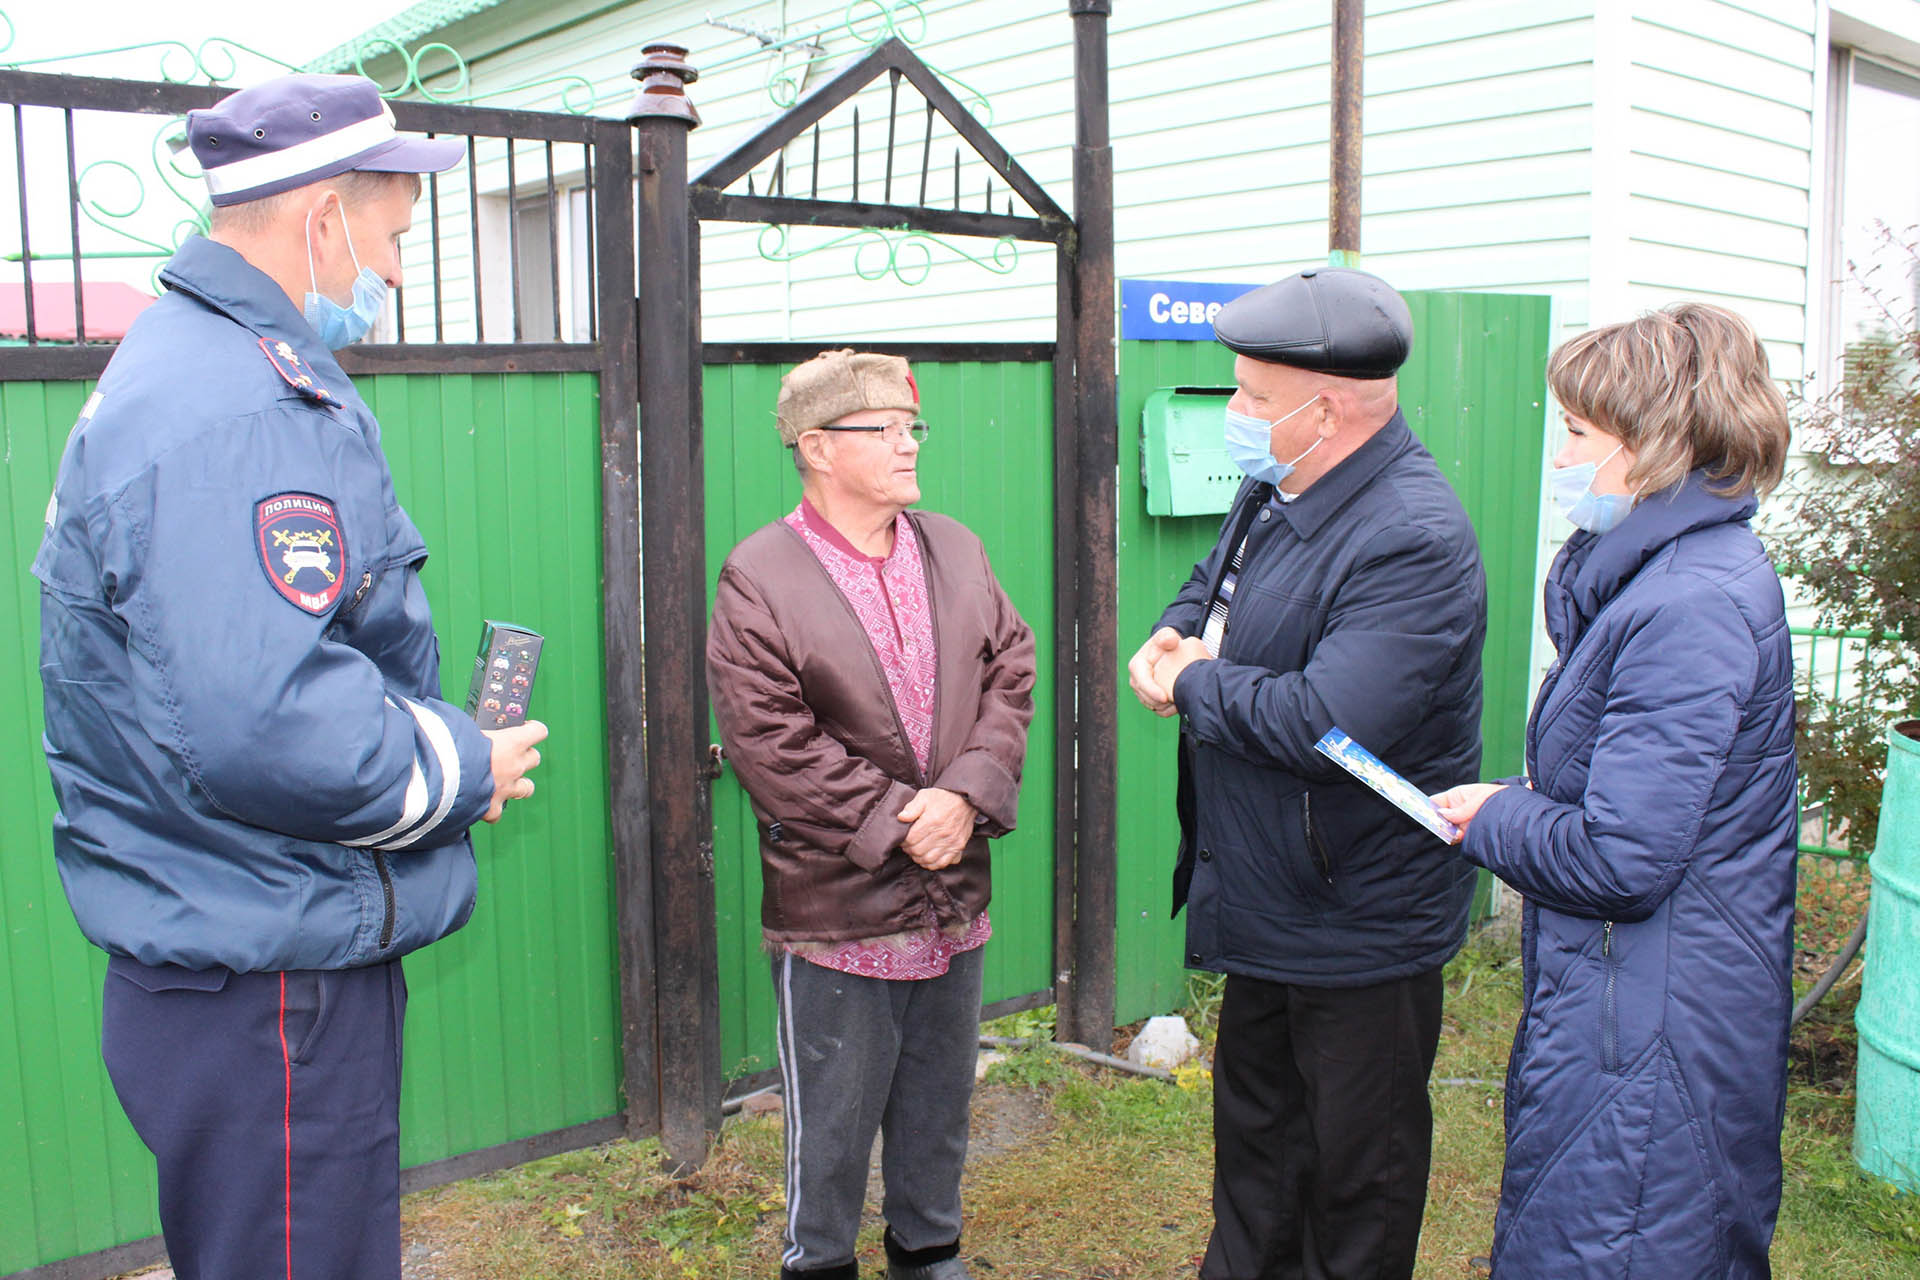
top-left (34, 236), bottom-right (497, 973)
top-left (1463, 472), bottom-right (1797, 1278)
top-left (1160, 412), bottom-right (1487, 986)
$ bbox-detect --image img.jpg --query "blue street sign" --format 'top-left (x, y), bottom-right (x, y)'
top-left (1120, 278), bottom-right (1261, 341)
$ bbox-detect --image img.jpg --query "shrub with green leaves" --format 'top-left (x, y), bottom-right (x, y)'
top-left (1774, 227), bottom-right (1920, 853)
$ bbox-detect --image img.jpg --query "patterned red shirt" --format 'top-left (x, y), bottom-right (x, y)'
top-left (783, 499), bottom-right (990, 979)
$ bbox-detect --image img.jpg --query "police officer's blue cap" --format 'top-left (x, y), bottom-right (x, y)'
top-left (1213, 267), bottom-right (1413, 379)
top-left (189, 74), bottom-right (463, 207)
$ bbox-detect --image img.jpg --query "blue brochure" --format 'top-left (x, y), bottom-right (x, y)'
top-left (1313, 727), bottom-right (1461, 844)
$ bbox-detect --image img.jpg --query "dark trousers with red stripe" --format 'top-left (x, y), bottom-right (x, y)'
top-left (101, 955), bottom-right (408, 1280)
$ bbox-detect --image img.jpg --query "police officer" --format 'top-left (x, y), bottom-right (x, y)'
top-left (1126, 268), bottom-right (1487, 1280)
top-left (34, 74), bottom-right (547, 1280)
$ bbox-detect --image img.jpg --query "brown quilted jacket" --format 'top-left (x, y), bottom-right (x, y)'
top-left (706, 510), bottom-right (1036, 944)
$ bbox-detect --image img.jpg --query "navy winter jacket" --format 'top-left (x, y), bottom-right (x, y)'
top-left (1462, 472), bottom-right (1797, 1278)
top-left (35, 236), bottom-right (497, 973)
top-left (1160, 413), bottom-right (1486, 986)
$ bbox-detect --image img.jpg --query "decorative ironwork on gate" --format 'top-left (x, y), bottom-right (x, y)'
top-left (702, 0), bottom-right (992, 119)
top-left (0, 7), bottom-right (607, 113)
top-left (691, 36), bottom-right (1070, 289)
top-left (631, 5), bottom-right (1117, 1172)
top-left (0, 12), bottom-right (1121, 1274)
top-left (0, 65), bottom-right (605, 366)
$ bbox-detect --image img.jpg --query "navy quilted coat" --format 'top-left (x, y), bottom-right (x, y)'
top-left (1461, 472), bottom-right (1797, 1278)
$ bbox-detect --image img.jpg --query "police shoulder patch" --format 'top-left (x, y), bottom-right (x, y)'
top-left (258, 337), bottom-right (344, 409)
top-left (256, 492), bottom-right (347, 615)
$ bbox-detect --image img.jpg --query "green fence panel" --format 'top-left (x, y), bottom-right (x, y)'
top-left (1, 378), bottom-right (161, 1275)
top-left (0, 371), bottom-right (620, 1275)
top-left (362, 372), bottom-right (622, 1162)
top-left (1113, 290), bottom-right (1551, 1025)
top-left (1402, 291), bottom-right (1554, 783)
top-left (703, 360), bottom-right (1058, 1080)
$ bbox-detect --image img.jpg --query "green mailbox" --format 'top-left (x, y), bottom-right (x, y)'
top-left (1141, 385), bottom-right (1239, 516)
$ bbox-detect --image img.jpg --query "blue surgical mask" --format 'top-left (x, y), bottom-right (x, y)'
top-left (1223, 393), bottom-right (1325, 492)
top-left (1550, 444), bottom-right (1632, 534)
top-left (303, 201), bottom-right (388, 349)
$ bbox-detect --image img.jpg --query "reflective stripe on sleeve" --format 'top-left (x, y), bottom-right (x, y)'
top-left (342, 696), bottom-right (430, 849)
top-left (378, 697), bottom-right (464, 849)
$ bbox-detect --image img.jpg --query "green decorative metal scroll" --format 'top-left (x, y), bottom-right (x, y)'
top-left (0, 2), bottom-right (972, 122)
top-left (0, 25), bottom-right (302, 84)
top-left (340, 37), bottom-right (604, 115)
top-left (66, 118), bottom-right (209, 289)
top-left (0, 10), bottom-right (603, 114)
top-left (2, 113), bottom-right (208, 292)
top-left (756, 222), bottom-right (1018, 287)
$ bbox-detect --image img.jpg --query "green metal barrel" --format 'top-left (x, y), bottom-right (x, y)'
top-left (1856, 721), bottom-right (1920, 1190)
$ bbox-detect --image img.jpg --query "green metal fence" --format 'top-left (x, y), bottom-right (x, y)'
top-left (7, 293), bottom-right (1557, 1272)
top-left (702, 358), bottom-right (1059, 1081)
top-left (1112, 290), bottom-right (1553, 1024)
top-left (1792, 624), bottom-right (1888, 861)
top-left (0, 371), bottom-right (622, 1277)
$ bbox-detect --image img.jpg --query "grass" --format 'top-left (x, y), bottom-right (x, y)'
top-left (394, 909), bottom-right (1920, 1279)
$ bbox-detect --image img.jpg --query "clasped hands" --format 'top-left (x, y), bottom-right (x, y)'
top-left (897, 786), bottom-right (976, 870)
top-left (1127, 626), bottom-right (1213, 717)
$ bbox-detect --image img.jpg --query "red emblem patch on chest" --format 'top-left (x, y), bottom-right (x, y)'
top-left (256, 492), bottom-right (347, 615)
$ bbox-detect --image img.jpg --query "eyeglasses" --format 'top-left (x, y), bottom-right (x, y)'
top-left (815, 418), bottom-right (930, 444)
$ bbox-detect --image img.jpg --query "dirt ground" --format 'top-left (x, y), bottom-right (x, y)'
top-left (119, 1074), bottom-right (1067, 1280)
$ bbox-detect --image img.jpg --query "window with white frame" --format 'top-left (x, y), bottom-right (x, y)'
top-left (474, 182), bottom-right (594, 342)
top-left (1824, 47), bottom-right (1920, 375)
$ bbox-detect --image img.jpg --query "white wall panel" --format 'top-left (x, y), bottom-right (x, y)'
top-left (356, 0), bottom-right (1825, 371)
top-left (1620, 3), bottom-right (1817, 373)
top-left (1626, 63), bottom-right (1812, 143)
top-left (1629, 113), bottom-right (1813, 191)
top-left (1628, 197), bottom-right (1811, 264)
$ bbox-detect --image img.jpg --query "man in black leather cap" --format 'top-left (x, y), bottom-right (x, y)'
top-left (1126, 267), bottom-right (1487, 1279)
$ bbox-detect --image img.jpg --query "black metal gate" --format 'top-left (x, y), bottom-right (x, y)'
top-left (0, 67), bottom-right (651, 1280)
top-left (0, 2), bottom-right (1117, 1268)
top-left (629, 1), bottom-right (1118, 1170)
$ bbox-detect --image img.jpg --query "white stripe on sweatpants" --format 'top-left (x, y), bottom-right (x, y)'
top-left (776, 952), bottom-right (806, 1269)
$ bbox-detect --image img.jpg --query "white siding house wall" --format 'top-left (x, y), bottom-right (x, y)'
top-left (360, 0), bottom-right (1617, 342)
top-left (345, 0), bottom-right (1838, 367)
top-left (1618, 0), bottom-right (1818, 378)
top-left (342, 0), bottom-right (1880, 686)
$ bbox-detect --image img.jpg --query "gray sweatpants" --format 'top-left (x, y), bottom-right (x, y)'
top-left (771, 945), bottom-right (984, 1273)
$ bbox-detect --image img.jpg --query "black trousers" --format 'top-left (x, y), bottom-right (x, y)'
top-left (1202, 967), bottom-right (1445, 1280)
top-left (101, 955), bottom-right (408, 1280)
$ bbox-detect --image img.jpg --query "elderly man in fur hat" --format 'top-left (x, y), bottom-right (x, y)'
top-left (707, 350), bottom-right (1036, 1280)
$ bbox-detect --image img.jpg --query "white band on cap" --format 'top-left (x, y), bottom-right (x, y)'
top-left (202, 105), bottom-right (398, 197)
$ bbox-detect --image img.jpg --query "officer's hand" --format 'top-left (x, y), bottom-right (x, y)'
top-left (1128, 627), bottom-right (1183, 714)
top-left (897, 787), bottom-right (976, 870)
top-left (482, 720), bottom-right (549, 822)
top-left (1150, 636), bottom-right (1213, 713)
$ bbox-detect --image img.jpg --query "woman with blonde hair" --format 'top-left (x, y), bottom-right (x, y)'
top-left (1434, 302), bottom-right (1798, 1278)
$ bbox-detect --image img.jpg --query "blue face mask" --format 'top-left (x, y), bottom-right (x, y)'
top-left (1550, 444), bottom-right (1632, 534)
top-left (1223, 393), bottom-right (1324, 493)
top-left (303, 201), bottom-right (388, 349)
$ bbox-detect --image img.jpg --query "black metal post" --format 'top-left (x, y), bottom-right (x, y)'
top-left (593, 116), bottom-right (657, 1142)
top-left (1330, 0), bottom-right (1363, 264)
top-left (1061, 0), bottom-right (1117, 1050)
top-left (630, 43), bottom-right (719, 1173)
top-left (1052, 229), bottom-right (1079, 1026)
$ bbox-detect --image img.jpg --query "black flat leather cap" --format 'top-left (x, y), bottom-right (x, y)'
top-left (1213, 267), bottom-right (1413, 378)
